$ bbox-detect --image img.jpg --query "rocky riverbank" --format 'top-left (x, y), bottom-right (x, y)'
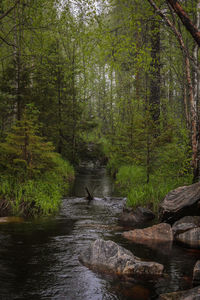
top-left (80, 181), bottom-right (200, 299)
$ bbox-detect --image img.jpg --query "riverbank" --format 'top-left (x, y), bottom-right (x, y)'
top-left (0, 166), bottom-right (199, 299)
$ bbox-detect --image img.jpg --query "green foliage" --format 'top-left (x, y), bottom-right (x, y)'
top-left (0, 105), bottom-right (74, 217)
top-left (0, 104), bottom-right (55, 180)
top-left (116, 134), bottom-right (193, 212)
top-left (0, 157), bottom-right (74, 217)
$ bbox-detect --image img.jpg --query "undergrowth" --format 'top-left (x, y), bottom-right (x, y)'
top-left (116, 165), bottom-right (192, 212)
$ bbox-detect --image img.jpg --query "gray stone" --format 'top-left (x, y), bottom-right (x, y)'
top-left (193, 261), bottom-right (200, 286)
top-left (172, 216), bottom-right (200, 237)
top-left (159, 286), bottom-right (200, 299)
top-left (79, 239), bottom-right (164, 276)
top-left (176, 227), bottom-right (200, 249)
top-left (159, 182), bottom-right (200, 223)
top-left (119, 206), bottom-right (155, 227)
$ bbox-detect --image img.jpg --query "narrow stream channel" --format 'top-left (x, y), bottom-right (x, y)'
top-left (0, 166), bottom-right (199, 299)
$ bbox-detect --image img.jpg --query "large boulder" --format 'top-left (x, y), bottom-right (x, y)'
top-left (119, 206), bottom-right (155, 228)
top-left (159, 286), bottom-right (200, 299)
top-left (193, 260), bottom-right (200, 286)
top-left (159, 182), bottom-right (200, 223)
top-left (123, 223), bottom-right (173, 246)
top-left (79, 239), bottom-right (164, 277)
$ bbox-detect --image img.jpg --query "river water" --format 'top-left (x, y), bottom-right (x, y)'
top-left (0, 166), bottom-right (199, 299)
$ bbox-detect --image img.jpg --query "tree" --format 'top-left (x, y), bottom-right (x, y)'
top-left (166, 0), bottom-right (200, 46)
top-left (0, 104), bottom-right (55, 180)
top-left (147, 0), bottom-right (199, 181)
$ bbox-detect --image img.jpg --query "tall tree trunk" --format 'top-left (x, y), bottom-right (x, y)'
top-left (149, 15), bottom-right (160, 124)
top-left (193, 0), bottom-right (200, 181)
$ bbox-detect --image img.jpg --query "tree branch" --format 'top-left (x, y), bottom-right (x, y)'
top-left (0, 0), bottom-right (20, 21)
top-left (0, 35), bottom-right (16, 47)
top-left (147, 0), bottom-right (199, 71)
top-left (166, 0), bottom-right (200, 46)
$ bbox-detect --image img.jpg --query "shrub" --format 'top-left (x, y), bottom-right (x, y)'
top-left (0, 105), bottom-right (74, 217)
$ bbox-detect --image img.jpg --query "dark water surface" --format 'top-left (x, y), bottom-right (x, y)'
top-left (0, 166), bottom-right (199, 300)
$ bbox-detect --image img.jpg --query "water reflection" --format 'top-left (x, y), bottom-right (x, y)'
top-left (72, 166), bottom-right (116, 198)
top-left (0, 167), bottom-right (199, 299)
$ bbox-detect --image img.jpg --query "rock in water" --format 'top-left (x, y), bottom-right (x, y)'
top-left (123, 223), bottom-right (173, 245)
top-left (172, 216), bottom-right (200, 249)
top-left (172, 216), bottom-right (200, 237)
top-left (193, 260), bottom-right (200, 286)
top-left (159, 182), bottom-right (200, 223)
top-left (175, 227), bottom-right (200, 249)
top-left (119, 206), bottom-right (155, 228)
top-left (79, 239), bottom-right (164, 276)
top-left (159, 286), bottom-right (200, 299)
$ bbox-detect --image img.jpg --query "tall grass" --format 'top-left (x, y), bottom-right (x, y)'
top-left (116, 165), bottom-right (192, 212)
top-left (0, 156), bottom-right (74, 217)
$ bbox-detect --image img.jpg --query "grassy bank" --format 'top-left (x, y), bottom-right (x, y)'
top-left (0, 155), bottom-right (74, 217)
top-left (0, 105), bottom-right (74, 217)
top-left (116, 165), bottom-right (192, 212)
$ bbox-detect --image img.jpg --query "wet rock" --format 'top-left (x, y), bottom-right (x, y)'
top-left (159, 182), bottom-right (200, 223)
top-left (119, 206), bottom-right (155, 228)
top-left (159, 285), bottom-right (200, 299)
top-left (193, 260), bottom-right (200, 286)
top-left (172, 216), bottom-right (200, 237)
top-left (123, 223), bottom-right (173, 246)
top-left (175, 227), bottom-right (200, 249)
top-left (79, 239), bottom-right (164, 277)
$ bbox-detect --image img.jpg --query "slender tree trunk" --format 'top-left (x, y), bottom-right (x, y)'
top-left (166, 0), bottom-right (200, 46)
top-left (72, 43), bottom-right (76, 161)
top-left (193, 0), bottom-right (200, 181)
top-left (14, 1), bottom-right (23, 120)
top-left (183, 84), bottom-right (190, 128)
top-left (149, 15), bottom-right (160, 124)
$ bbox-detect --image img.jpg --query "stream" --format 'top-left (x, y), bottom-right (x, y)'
top-left (0, 165), bottom-right (200, 299)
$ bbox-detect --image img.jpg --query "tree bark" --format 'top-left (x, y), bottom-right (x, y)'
top-left (166, 0), bottom-right (200, 46)
top-left (193, 0), bottom-right (200, 181)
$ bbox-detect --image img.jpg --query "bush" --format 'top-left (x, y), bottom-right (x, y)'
top-left (0, 105), bottom-right (74, 217)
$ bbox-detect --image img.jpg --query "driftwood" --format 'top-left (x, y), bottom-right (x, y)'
top-left (85, 186), bottom-right (93, 202)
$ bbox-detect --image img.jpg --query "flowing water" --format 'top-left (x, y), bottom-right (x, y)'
top-left (0, 165), bottom-right (199, 300)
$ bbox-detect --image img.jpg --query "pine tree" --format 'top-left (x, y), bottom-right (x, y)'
top-left (0, 104), bottom-right (55, 181)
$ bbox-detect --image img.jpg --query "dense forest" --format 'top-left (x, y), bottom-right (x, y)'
top-left (0, 0), bottom-right (200, 216)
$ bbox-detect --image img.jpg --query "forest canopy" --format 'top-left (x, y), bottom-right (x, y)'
top-left (0, 0), bottom-right (199, 214)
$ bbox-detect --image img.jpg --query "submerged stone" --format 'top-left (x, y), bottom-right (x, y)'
top-left (159, 285), bottom-right (200, 299)
top-left (0, 216), bottom-right (24, 223)
top-left (119, 206), bottom-right (155, 228)
top-left (79, 239), bottom-right (164, 277)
